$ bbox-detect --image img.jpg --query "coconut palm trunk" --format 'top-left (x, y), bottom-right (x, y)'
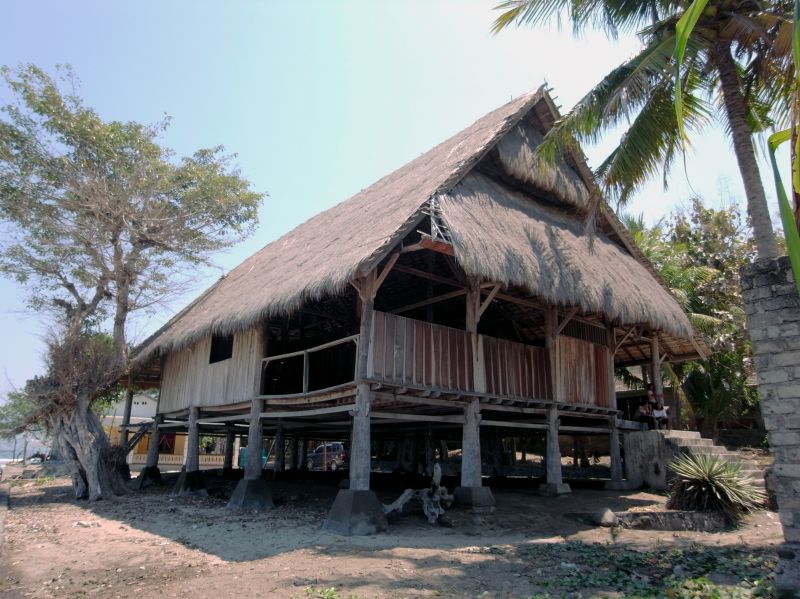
top-left (714, 40), bottom-right (780, 261)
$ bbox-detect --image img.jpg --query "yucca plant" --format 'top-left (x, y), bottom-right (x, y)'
top-left (667, 453), bottom-right (766, 522)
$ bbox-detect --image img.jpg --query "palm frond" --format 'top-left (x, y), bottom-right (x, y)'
top-left (597, 75), bottom-right (712, 204)
top-left (536, 34), bottom-right (682, 163)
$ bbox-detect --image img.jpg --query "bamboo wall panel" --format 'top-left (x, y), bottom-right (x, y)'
top-left (552, 336), bottom-right (609, 406)
top-left (159, 327), bottom-right (263, 414)
top-left (369, 311), bottom-right (474, 391)
top-left (483, 336), bottom-right (551, 400)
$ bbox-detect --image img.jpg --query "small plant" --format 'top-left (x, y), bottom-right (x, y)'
top-left (667, 453), bottom-right (765, 521)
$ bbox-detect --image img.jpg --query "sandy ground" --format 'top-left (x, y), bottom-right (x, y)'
top-left (0, 473), bottom-right (784, 598)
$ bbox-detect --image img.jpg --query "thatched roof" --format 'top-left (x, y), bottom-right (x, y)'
top-left (135, 87), bottom-right (696, 363)
top-left (440, 172), bottom-right (692, 338)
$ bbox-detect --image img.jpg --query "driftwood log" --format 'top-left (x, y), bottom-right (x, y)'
top-left (382, 464), bottom-right (454, 525)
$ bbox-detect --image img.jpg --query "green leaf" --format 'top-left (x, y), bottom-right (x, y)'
top-left (674, 0), bottom-right (709, 144)
top-left (767, 128), bottom-right (800, 297)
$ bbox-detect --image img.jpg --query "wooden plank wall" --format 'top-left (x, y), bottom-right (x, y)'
top-left (552, 335), bottom-right (610, 406)
top-left (483, 336), bottom-right (551, 400)
top-left (159, 327), bottom-right (263, 414)
top-left (369, 311), bottom-right (474, 391)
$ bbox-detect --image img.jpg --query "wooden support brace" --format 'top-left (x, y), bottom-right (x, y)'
top-left (614, 326), bottom-right (637, 353)
top-left (478, 284), bottom-right (501, 317)
top-left (554, 308), bottom-right (579, 337)
top-left (390, 289), bottom-right (467, 314)
top-left (374, 252), bottom-right (400, 292)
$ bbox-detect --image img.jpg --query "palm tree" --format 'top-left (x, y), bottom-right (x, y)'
top-left (493, 0), bottom-right (793, 260)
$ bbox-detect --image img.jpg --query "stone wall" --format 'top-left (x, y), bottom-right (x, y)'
top-left (741, 256), bottom-right (800, 598)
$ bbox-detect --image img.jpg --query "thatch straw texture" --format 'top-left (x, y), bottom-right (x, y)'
top-left (439, 172), bottom-right (693, 339)
top-left (495, 120), bottom-right (590, 211)
top-left (135, 91), bottom-right (548, 362)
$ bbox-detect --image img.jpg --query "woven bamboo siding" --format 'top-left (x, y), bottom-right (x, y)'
top-left (552, 336), bottom-right (609, 406)
top-left (369, 311), bottom-right (474, 391)
top-left (159, 327), bottom-right (263, 414)
top-left (483, 336), bottom-right (551, 400)
top-left (594, 343), bottom-right (611, 407)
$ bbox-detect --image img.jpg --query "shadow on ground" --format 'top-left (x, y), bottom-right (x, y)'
top-left (3, 473), bottom-right (781, 598)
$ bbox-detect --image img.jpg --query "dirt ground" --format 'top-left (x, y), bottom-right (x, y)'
top-left (0, 473), bottom-right (783, 598)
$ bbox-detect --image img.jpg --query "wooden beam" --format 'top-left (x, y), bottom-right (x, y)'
top-left (373, 391), bottom-right (466, 409)
top-left (419, 236), bottom-right (455, 256)
top-left (390, 289), bottom-right (466, 314)
top-left (370, 411), bottom-right (465, 424)
top-left (614, 326), bottom-right (637, 352)
top-left (257, 384), bottom-right (357, 404)
top-left (400, 242), bottom-right (425, 254)
top-left (392, 264), bottom-right (462, 288)
top-left (259, 404), bottom-right (357, 419)
top-left (554, 308), bottom-right (579, 337)
top-left (478, 284), bottom-right (501, 317)
top-left (374, 252), bottom-right (400, 292)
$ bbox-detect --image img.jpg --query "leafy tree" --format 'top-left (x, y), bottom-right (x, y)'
top-left (624, 200), bottom-right (758, 435)
top-left (0, 64), bottom-right (264, 499)
top-left (493, 0), bottom-right (790, 260)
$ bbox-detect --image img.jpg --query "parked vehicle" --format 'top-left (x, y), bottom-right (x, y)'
top-left (306, 442), bottom-right (348, 471)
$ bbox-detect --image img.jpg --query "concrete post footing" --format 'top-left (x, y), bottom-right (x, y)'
top-left (132, 466), bottom-right (161, 490)
top-left (171, 469), bottom-right (207, 496)
top-left (323, 489), bottom-right (388, 536)
top-left (454, 486), bottom-right (496, 510)
top-left (538, 482), bottom-right (571, 497)
top-left (227, 478), bottom-right (274, 511)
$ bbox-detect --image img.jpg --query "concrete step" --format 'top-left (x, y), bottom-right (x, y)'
top-left (685, 446), bottom-right (727, 455)
top-left (672, 438), bottom-right (714, 447)
top-left (661, 431), bottom-right (702, 440)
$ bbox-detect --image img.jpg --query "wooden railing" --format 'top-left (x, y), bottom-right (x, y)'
top-left (257, 311), bottom-right (607, 407)
top-left (262, 335), bottom-right (359, 394)
top-left (128, 453), bottom-right (226, 466)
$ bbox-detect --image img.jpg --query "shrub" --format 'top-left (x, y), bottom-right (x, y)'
top-left (666, 453), bottom-right (765, 522)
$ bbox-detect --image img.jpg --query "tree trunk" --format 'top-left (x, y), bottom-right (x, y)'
top-left (55, 431), bottom-right (88, 499)
top-left (61, 396), bottom-right (130, 500)
top-left (714, 40), bottom-right (780, 260)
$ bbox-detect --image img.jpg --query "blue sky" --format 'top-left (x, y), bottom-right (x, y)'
top-left (0, 0), bottom-right (783, 396)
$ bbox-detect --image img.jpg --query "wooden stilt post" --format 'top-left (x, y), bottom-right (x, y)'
top-left (134, 413), bottom-right (164, 489)
top-left (288, 436), bottom-right (299, 470)
top-left (301, 438), bottom-right (309, 470)
top-left (244, 399), bottom-right (264, 480)
top-left (606, 324), bottom-right (625, 488)
top-left (223, 427), bottom-right (236, 472)
top-left (350, 270), bottom-right (376, 491)
top-left (185, 407), bottom-right (200, 473)
top-left (173, 407), bottom-right (204, 495)
top-left (121, 376), bottom-right (134, 446)
top-left (455, 278), bottom-right (495, 508)
top-left (145, 416), bottom-right (162, 470)
top-left (324, 269), bottom-right (387, 534)
top-left (540, 306), bottom-right (570, 496)
top-left (425, 423), bottom-right (434, 476)
top-left (228, 396), bottom-right (273, 510)
top-left (651, 336), bottom-right (664, 404)
top-left (275, 422), bottom-right (285, 473)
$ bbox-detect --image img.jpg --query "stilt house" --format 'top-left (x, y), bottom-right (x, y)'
top-left (132, 88), bottom-right (705, 531)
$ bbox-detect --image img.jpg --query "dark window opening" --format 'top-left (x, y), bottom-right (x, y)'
top-left (158, 432), bottom-right (176, 454)
top-left (209, 334), bottom-right (234, 363)
top-left (261, 342), bottom-right (357, 395)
